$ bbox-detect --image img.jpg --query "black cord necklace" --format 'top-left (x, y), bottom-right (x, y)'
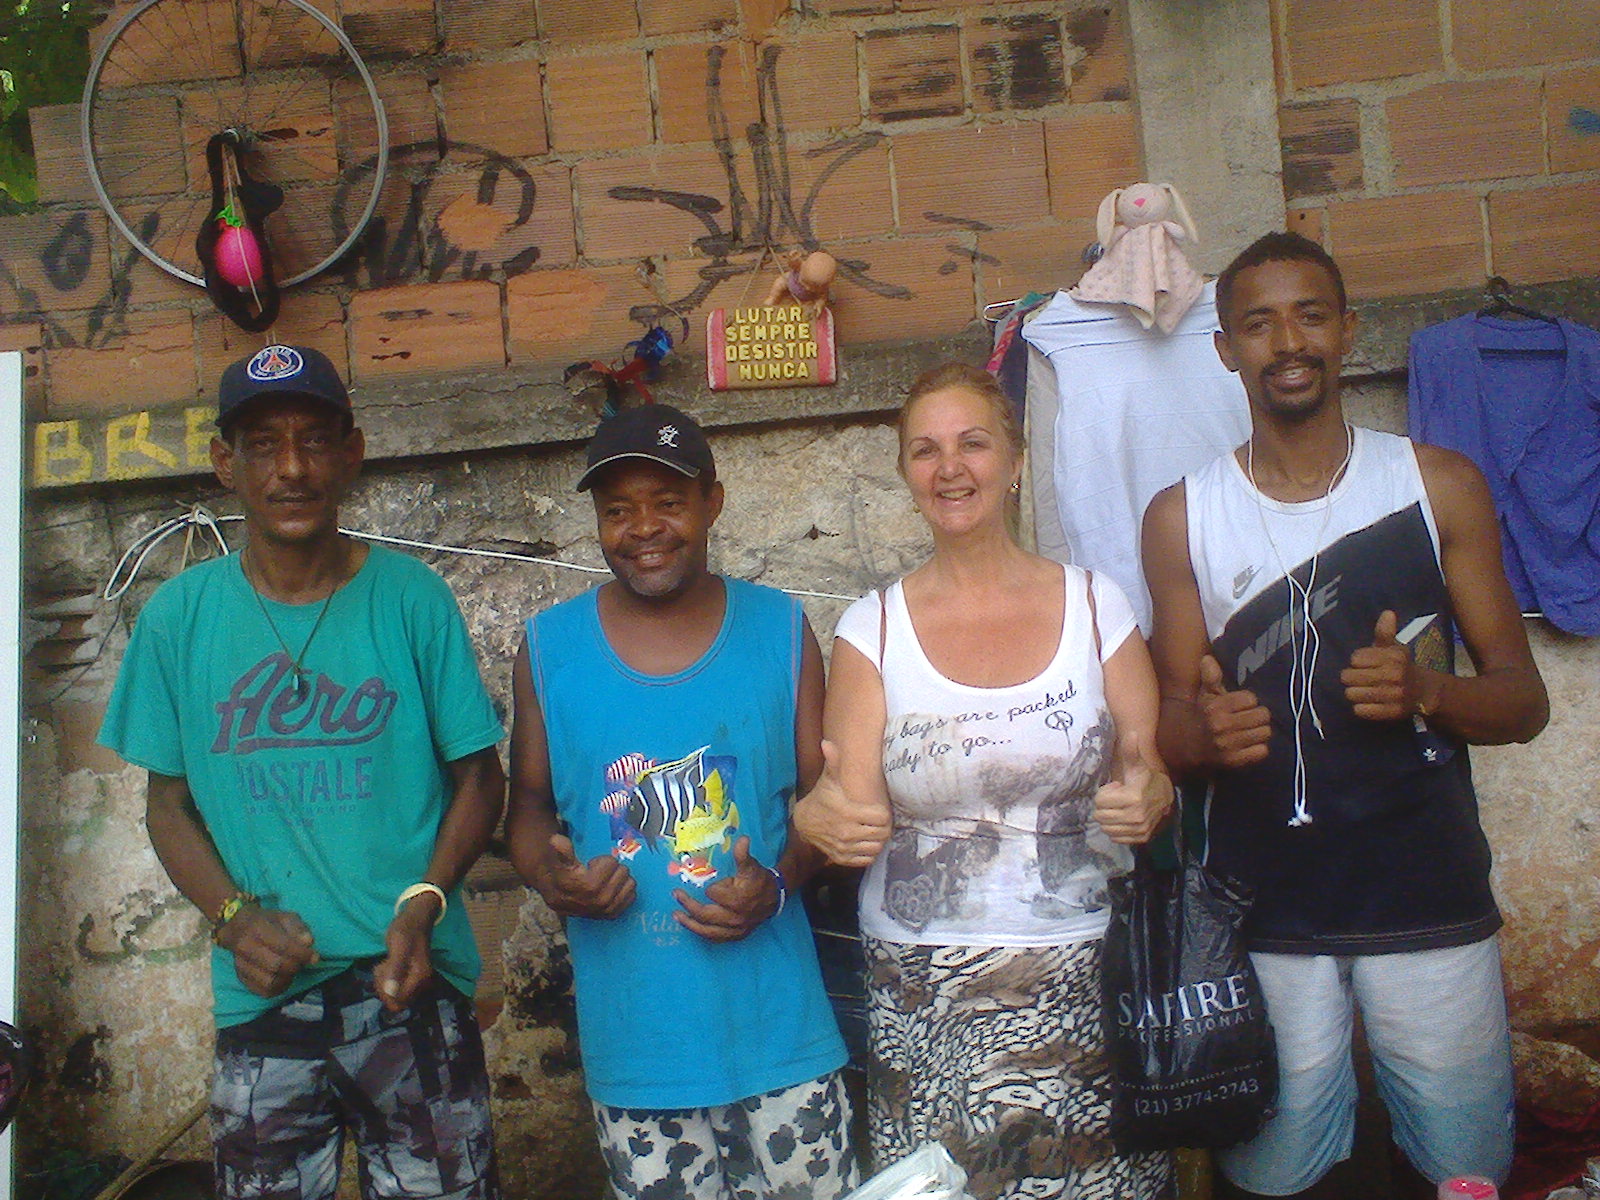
top-left (242, 547), bottom-right (338, 702)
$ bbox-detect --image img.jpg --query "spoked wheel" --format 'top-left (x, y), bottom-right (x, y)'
top-left (81, 0), bottom-right (388, 287)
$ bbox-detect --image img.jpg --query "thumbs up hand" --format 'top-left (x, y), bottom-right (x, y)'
top-left (1092, 731), bottom-right (1174, 845)
top-left (793, 739), bottom-right (893, 867)
top-left (1342, 610), bottom-right (1421, 722)
top-left (675, 837), bottom-right (779, 943)
top-left (534, 833), bottom-right (637, 919)
top-left (1197, 653), bottom-right (1273, 768)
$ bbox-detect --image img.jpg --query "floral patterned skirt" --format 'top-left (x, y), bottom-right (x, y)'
top-left (864, 936), bottom-right (1174, 1200)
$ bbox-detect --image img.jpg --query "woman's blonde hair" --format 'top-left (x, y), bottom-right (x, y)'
top-left (896, 362), bottom-right (1025, 468)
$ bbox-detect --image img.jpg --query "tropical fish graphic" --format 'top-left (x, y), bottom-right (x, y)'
top-left (600, 747), bottom-right (739, 881)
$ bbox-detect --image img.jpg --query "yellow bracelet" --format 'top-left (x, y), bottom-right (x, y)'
top-left (211, 892), bottom-right (257, 943)
top-left (394, 882), bottom-right (447, 925)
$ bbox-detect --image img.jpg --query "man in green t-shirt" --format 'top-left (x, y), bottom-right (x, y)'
top-left (99, 345), bottom-right (506, 1200)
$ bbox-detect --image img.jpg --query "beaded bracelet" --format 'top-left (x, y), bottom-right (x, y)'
top-left (211, 892), bottom-right (257, 943)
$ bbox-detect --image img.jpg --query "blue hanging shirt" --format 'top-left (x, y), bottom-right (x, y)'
top-left (1409, 314), bottom-right (1600, 636)
top-left (527, 578), bottom-right (845, 1109)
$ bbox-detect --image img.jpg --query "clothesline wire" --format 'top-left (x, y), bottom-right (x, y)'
top-left (102, 506), bottom-right (862, 604)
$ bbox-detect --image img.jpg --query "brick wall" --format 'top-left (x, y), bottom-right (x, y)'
top-left (1274, 0), bottom-right (1600, 298)
top-left (2, 0), bottom-right (1138, 420)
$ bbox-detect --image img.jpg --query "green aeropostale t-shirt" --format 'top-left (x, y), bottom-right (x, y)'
top-left (98, 545), bottom-right (503, 1027)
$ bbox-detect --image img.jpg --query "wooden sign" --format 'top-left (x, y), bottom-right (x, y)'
top-left (705, 304), bottom-right (838, 390)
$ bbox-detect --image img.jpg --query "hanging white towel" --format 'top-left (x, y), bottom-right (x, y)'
top-left (1021, 279), bottom-right (1250, 632)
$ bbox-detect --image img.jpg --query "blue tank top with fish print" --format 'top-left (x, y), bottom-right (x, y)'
top-left (527, 578), bottom-right (846, 1109)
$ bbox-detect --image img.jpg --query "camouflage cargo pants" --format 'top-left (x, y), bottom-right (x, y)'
top-left (211, 964), bottom-right (498, 1200)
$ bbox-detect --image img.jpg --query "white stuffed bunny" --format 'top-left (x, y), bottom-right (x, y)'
top-left (1072, 182), bottom-right (1204, 333)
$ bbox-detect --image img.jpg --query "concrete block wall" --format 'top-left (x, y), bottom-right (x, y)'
top-left (3, 0), bottom-right (1140, 422)
top-left (1272, 0), bottom-right (1600, 297)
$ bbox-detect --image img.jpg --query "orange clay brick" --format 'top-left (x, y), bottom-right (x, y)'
top-left (1044, 110), bottom-right (1141, 221)
top-left (1548, 66), bottom-right (1600, 175)
top-left (655, 42), bottom-right (762, 146)
top-left (44, 309), bottom-right (199, 418)
top-left (1326, 191), bottom-right (1484, 300)
top-left (1066, 3), bottom-right (1131, 103)
top-left (574, 147), bottom-right (734, 261)
top-left (1490, 182), bottom-right (1600, 284)
top-left (336, 71), bottom-right (438, 170)
top-left (741, 0), bottom-right (788, 41)
top-left (72, 94), bottom-right (188, 203)
top-left (88, 0), bottom-right (240, 88)
top-left (1452, 0), bottom-right (1600, 71)
top-left (759, 33), bottom-right (861, 134)
top-left (342, 0), bottom-right (438, 59)
top-left (780, 136), bottom-right (894, 242)
top-left (507, 263), bottom-right (665, 365)
top-left (195, 290), bottom-right (347, 386)
top-left (538, 0), bottom-right (640, 43)
top-left (641, 0), bottom-right (738, 36)
top-left (968, 13), bottom-right (1067, 114)
top-left (439, 59), bottom-right (549, 160)
top-left (350, 280), bottom-right (504, 379)
top-left (895, 123), bottom-right (1049, 234)
top-left (865, 26), bottom-right (963, 122)
top-left (440, 0), bottom-right (538, 51)
top-left (105, 193), bottom-right (215, 305)
top-left (0, 210), bottom-right (113, 316)
top-left (545, 51), bottom-right (652, 153)
top-left (1279, 99), bottom-right (1362, 199)
top-left (419, 163), bottom-right (576, 275)
top-left (976, 220), bottom-right (1096, 301)
top-left (1387, 78), bottom-right (1542, 189)
top-left (1280, 0), bottom-right (1442, 89)
top-left (829, 236), bottom-right (976, 342)
top-left (30, 104), bottom-right (94, 205)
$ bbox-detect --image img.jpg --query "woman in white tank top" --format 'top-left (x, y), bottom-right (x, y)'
top-left (794, 364), bottom-right (1176, 1199)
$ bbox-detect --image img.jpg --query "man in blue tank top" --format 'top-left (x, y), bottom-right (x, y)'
top-left (1142, 236), bottom-right (1548, 1200)
top-left (507, 405), bottom-right (855, 1200)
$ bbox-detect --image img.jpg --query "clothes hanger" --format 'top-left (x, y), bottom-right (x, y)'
top-left (1477, 275), bottom-right (1556, 323)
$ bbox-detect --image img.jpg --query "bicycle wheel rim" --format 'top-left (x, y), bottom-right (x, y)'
top-left (80, 0), bottom-right (390, 289)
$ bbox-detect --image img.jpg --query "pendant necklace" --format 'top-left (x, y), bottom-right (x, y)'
top-left (242, 548), bottom-right (338, 702)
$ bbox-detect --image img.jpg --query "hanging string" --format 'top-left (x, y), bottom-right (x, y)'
top-left (97, 508), bottom-right (862, 604)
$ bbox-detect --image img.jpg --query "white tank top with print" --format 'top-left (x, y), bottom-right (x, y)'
top-left (834, 565), bottom-right (1138, 947)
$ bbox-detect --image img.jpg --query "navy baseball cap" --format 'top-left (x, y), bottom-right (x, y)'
top-left (217, 344), bottom-right (351, 430)
top-left (577, 404), bottom-right (715, 491)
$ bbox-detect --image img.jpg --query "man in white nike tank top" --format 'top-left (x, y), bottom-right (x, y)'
top-left (1141, 234), bottom-right (1548, 1200)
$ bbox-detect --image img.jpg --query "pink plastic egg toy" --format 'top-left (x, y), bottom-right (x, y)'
top-left (214, 223), bottom-right (263, 289)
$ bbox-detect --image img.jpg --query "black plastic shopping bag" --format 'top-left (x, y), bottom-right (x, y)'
top-left (1100, 844), bottom-right (1278, 1152)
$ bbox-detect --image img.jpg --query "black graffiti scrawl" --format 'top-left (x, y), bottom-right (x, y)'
top-left (608, 44), bottom-right (921, 327)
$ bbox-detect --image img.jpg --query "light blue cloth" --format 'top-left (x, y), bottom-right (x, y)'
top-left (1409, 313), bottom-right (1600, 636)
top-left (527, 579), bottom-right (845, 1110)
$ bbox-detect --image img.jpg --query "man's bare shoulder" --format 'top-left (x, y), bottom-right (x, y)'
top-left (1413, 439), bottom-right (1486, 485)
top-left (1412, 441), bottom-right (1495, 526)
top-left (1143, 479), bottom-right (1189, 538)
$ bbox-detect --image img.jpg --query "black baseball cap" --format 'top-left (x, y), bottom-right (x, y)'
top-left (576, 404), bottom-right (715, 491)
top-left (217, 344), bottom-right (351, 430)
